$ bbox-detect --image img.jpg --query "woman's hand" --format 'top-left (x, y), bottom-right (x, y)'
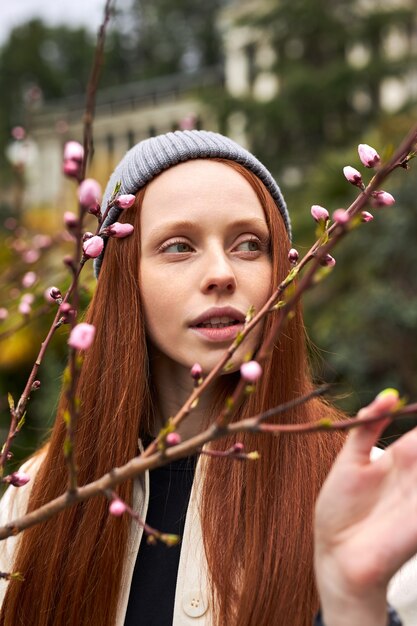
top-left (314, 390), bottom-right (417, 626)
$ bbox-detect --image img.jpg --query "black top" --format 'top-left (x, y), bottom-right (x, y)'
top-left (124, 453), bottom-right (197, 626)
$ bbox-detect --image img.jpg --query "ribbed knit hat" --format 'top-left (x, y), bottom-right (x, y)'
top-left (94, 129), bottom-right (290, 277)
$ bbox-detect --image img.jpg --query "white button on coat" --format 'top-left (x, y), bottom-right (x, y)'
top-left (183, 590), bottom-right (209, 618)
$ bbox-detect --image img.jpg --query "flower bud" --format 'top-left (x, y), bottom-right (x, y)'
top-left (18, 301), bottom-right (31, 315)
top-left (361, 211), bottom-right (374, 223)
top-left (59, 302), bottom-right (75, 324)
top-left (63, 256), bottom-right (76, 272)
top-left (87, 202), bottom-right (101, 217)
top-left (343, 166), bottom-right (363, 186)
top-left (68, 322), bottom-right (96, 350)
top-left (232, 442), bottom-right (244, 453)
top-left (63, 159), bottom-right (81, 178)
top-left (311, 205), bottom-right (329, 222)
top-left (11, 126), bottom-right (26, 141)
top-left (372, 190), bottom-right (395, 207)
top-left (109, 498), bottom-right (127, 517)
top-left (240, 360), bottom-right (262, 383)
top-left (78, 178), bottom-right (102, 209)
top-left (0, 308), bottom-right (9, 321)
top-left (320, 254), bottom-right (336, 267)
top-left (31, 380), bottom-right (41, 391)
top-left (115, 194), bottom-right (136, 209)
top-left (63, 141), bottom-right (84, 162)
top-left (49, 287), bottom-right (62, 300)
top-left (332, 209), bottom-right (349, 224)
top-left (22, 271), bottom-right (37, 288)
top-left (21, 293), bottom-right (34, 305)
top-left (288, 248), bottom-right (299, 264)
top-left (107, 223), bottom-right (134, 239)
top-left (358, 143), bottom-right (380, 168)
top-left (22, 249), bottom-right (40, 264)
top-left (166, 432), bottom-right (181, 447)
top-left (190, 363), bottom-right (203, 381)
top-left (83, 235), bottom-right (104, 259)
top-left (64, 211), bottom-right (78, 228)
top-left (7, 471), bottom-right (31, 487)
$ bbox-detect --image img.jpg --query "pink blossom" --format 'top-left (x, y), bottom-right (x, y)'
top-left (108, 223), bottom-right (134, 239)
top-left (190, 363), bottom-right (203, 380)
top-left (21, 293), bottom-right (35, 305)
top-left (180, 113), bottom-right (197, 130)
top-left (109, 498), bottom-right (127, 517)
top-left (63, 159), bottom-right (81, 178)
top-left (22, 249), bottom-right (40, 264)
top-left (115, 194), bottom-right (136, 209)
top-left (49, 287), bottom-right (62, 301)
top-left (83, 235), bottom-right (104, 258)
top-left (361, 211), bottom-right (374, 223)
top-left (68, 323), bottom-right (96, 350)
top-left (64, 211), bottom-right (78, 228)
top-left (320, 254), bottom-right (336, 267)
top-left (32, 234), bottom-right (52, 249)
top-left (311, 205), bottom-right (329, 222)
top-left (43, 287), bottom-right (55, 302)
top-left (288, 248), bottom-right (299, 264)
top-left (63, 141), bottom-right (84, 162)
top-left (11, 126), bottom-right (26, 141)
top-left (332, 209), bottom-right (350, 225)
top-left (358, 143), bottom-right (380, 168)
top-left (18, 301), bottom-right (31, 315)
top-left (4, 217), bottom-right (17, 230)
top-left (240, 360), bottom-right (263, 383)
top-left (22, 271), bottom-right (37, 288)
top-left (166, 432), bottom-right (182, 446)
top-left (372, 190), bottom-right (395, 207)
top-left (0, 308), bottom-right (9, 321)
top-left (7, 471), bottom-right (31, 487)
top-left (343, 166), bottom-right (363, 186)
top-left (78, 178), bottom-right (102, 209)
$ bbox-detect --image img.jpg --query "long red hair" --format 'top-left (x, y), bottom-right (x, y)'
top-left (0, 159), bottom-right (345, 626)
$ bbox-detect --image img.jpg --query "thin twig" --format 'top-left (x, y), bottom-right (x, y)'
top-left (0, 400), bottom-right (416, 541)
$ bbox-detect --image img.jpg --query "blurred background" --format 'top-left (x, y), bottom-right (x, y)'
top-left (0, 0), bottom-right (416, 464)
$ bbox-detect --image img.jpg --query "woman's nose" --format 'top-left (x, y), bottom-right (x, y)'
top-left (200, 251), bottom-right (237, 294)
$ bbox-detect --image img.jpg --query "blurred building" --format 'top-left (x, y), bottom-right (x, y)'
top-left (22, 68), bottom-right (222, 208)
top-left (19, 0), bottom-right (417, 208)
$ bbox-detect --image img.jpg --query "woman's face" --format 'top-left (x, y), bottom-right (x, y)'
top-left (140, 160), bottom-right (273, 375)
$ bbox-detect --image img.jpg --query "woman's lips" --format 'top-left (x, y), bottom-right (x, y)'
top-left (190, 323), bottom-right (244, 342)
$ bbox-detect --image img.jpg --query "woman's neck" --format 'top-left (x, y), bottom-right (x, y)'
top-left (148, 349), bottom-right (220, 440)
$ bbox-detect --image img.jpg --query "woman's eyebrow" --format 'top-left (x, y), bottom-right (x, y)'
top-left (147, 217), bottom-right (269, 241)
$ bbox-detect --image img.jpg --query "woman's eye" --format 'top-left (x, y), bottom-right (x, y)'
top-left (236, 239), bottom-right (261, 252)
top-left (161, 241), bottom-right (193, 253)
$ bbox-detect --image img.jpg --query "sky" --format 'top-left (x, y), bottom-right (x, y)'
top-left (0, 0), bottom-right (117, 46)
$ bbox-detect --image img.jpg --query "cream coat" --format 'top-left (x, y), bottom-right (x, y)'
top-left (0, 448), bottom-right (416, 625)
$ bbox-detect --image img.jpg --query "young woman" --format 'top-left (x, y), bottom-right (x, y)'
top-left (0, 130), bottom-right (416, 626)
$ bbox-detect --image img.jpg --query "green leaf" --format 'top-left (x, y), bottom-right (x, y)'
top-left (63, 437), bottom-right (72, 457)
top-left (245, 305), bottom-right (255, 323)
top-left (160, 533), bottom-right (181, 547)
top-left (318, 418), bottom-right (334, 429)
top-left (234, 331), bottom-right (244, 346)
top-left (16, 413), bottom-right (26, 432)
top-left (7, 393), bottom-right (14, 412)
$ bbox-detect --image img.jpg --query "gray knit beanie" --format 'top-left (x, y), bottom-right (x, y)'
top-left (94, 129), bottom-right (290, 277)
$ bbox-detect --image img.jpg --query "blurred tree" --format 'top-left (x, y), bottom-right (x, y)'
top-left (128, 0), bottom-right (224, 78)
top-left (215, 0), bottom-right (416, 171)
